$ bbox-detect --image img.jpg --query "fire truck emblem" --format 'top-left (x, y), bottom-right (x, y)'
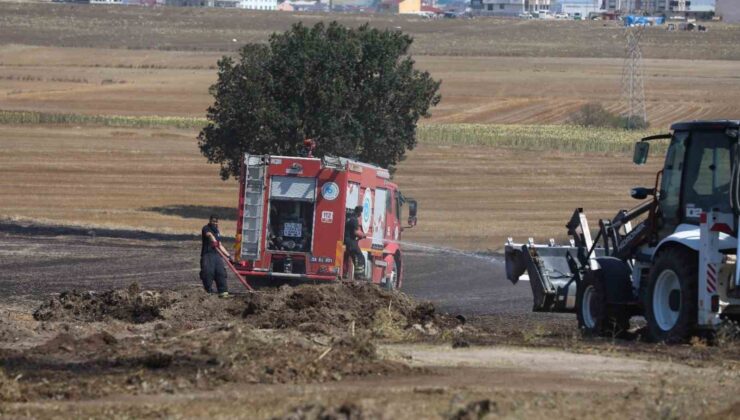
top-left (361, 189), bottom-right (372, 233)
top-left (321, 182), bottom-right (339, 201)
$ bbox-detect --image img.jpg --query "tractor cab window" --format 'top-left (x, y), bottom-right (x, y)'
top-left (659, 131), bottom-right (688, 231)
top-left (682, 130), bottom-right (733, 222)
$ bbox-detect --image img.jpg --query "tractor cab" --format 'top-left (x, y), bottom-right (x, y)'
top-left (633, 121), bottom-right (740, 242)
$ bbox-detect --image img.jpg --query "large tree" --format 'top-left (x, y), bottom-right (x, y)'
top-left (198, 22), bottom-right (441, 179)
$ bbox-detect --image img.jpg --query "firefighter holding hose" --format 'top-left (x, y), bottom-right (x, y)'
top-left (200, 215), bottom-right (231, 298)
top-left (345, 205), bottom-right (366, 279)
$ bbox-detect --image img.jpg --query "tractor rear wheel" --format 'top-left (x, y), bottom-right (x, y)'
top-left (645, 247), bottom-right (698, 343)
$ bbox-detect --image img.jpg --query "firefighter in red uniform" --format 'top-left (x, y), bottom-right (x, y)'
top-left (345, 206), bottom-right (366, 279)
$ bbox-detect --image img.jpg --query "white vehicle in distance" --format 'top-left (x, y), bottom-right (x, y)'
top-left (537, 10), bottom-right (554, 19)
top-left (555, 13), bottom-right (569, 19)
top-left (518, 12), bottom-right (534, 19)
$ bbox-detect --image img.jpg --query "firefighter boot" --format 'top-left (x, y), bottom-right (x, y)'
top-left (353, 261), bottom-right (366, 280)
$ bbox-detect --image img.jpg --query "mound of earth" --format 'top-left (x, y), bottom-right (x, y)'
top-left (240, 282), bottom-right (460, 337)
top-left (0, 282), bottom-right (477, 402)
top-left (32, 282), bottom-right (465, 339)
top-left (2, 322), bottom-right (408, 401)
top-left (33, 283), bottom-right (174, 324)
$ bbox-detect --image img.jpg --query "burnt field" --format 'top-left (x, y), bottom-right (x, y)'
top-left (1, 229), bottom-right (739, 419)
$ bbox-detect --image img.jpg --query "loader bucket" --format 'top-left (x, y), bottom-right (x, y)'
top-left (505, 243), bottom-right (598, 312)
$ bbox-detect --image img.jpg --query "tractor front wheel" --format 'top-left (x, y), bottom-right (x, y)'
top-left (645, 247), bottom-right (698, 343)
top-left (576, 272), bottom-right (629, 337)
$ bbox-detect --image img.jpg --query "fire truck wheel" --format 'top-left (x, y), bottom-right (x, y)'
top-left (645, 247), bottom-right (698, 343)
top-left (385, 257), bottom-right (399, 291)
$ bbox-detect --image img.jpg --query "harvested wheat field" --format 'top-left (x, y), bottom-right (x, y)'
top-left (1, 45), bottom-right (738, 127)
top-left (1, 3), bottom-right (739, 419)
top-left (0, 123), bottom-right (664, 250)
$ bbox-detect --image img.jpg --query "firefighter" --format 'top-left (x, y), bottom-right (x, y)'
top-left (200, 215), bottom-right (231, 298)
top-left (345, 205), bottom-right (366, 279)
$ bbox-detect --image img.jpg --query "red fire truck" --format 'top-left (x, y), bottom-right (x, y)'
top-left (232, 152), bottom-right (417, 289)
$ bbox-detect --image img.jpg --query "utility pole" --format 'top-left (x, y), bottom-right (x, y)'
top-left (621, 25), bottom-right (647, 128)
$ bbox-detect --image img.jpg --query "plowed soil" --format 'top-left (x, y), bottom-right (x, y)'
top-left (0, 282), bottom-right (474, 404)
top-left (1, 278), bottom-right (738, 419)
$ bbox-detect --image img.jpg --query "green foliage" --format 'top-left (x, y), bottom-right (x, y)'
top-left (568, 103), bottom-right (649, 131)
top-left (198, 22), bottom-right (441, 179)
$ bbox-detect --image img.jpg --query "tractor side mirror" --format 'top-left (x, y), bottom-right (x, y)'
top-left (633, 141), bottom-right (649, 165)
top-left (630, 187), bottom-right (655, 200)
top-left (407, 199), bottom-right (418, 228)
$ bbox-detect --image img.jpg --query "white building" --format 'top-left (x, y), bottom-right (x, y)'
top-left (551, 0), bottom-right (601, 16)
top-left (600, 0), bottom-right (710, 14)
top-left (716, 0), bottom-right (740, 22)
top-left (478, 0), bottom-right (550, 16)
top-left (240, 0), bottom-right (277, 10)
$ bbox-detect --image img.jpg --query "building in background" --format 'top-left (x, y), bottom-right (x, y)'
top-left (378, 0), bottom-right (422, 14)
top-left (240, 0), bottom-right (277, 10)
top-left (474, 0), bottom-right (550, 16)
top-left (716, 0), bottom-right (739, 22)
top-left (551, 0), bottom-right (600, 16)
top-left (600, 1), bottom-right (716, 15)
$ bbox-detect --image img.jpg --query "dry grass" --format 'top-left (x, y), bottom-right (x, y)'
top-left (2, 45), bottom-right (738, 127)
top-left (0, 124), bottom-right (662, 250)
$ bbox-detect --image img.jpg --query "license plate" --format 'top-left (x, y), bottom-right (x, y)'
top-left (283, 222), bottom-right (302, 237)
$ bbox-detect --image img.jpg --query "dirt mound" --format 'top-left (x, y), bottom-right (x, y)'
top-left (32, 282), bottom-right (464, 340)
top-left (240, 282), bottom-right (460, 338)
top-left (3, 323), bottom-right (409, 401)
top-left (33, 283), bottom-right (173, 323)
top-left (8, 283), bottom-right (471, 402)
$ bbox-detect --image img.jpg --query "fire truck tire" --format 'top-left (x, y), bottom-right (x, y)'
top-left (645, 247), bottom-right (698, 343)
top-left (576, 270), bottom-right (630, 337)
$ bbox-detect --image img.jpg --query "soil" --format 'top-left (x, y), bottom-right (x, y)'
top-left (1, 231), bottom-right (739, 418)
top-left (1, 283), bottom-right (739, 419)
top-left (0, 282), bottom-right (472, 404)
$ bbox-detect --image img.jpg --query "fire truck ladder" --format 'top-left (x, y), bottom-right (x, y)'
top-left (241, 155), bottom-right (266, 261)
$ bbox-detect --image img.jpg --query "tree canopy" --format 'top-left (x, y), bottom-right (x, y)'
top-left (198, 21), bottom-right (441, 179)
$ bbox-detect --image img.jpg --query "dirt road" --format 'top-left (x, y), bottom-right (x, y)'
top-left (0, 221), bottom-right (532, 315)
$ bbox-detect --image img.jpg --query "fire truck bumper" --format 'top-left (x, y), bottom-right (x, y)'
top-left (234, 270), bottom-right (338, 287)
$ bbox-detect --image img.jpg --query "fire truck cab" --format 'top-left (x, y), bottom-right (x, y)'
top-left (233, 153), bottom-right (417, 289)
